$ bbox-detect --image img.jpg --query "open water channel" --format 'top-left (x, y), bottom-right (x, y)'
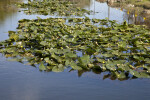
top-left (0, 0), bottom-right (150, 100)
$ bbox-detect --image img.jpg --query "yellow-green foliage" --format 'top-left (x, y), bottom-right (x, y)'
top-left (126, 0), bottom-right (150, 9)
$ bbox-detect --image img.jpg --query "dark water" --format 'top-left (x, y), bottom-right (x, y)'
top-left (0, 0), bottom-right (150, 100)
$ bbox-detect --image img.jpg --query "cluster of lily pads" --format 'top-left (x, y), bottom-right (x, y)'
top-left (0, 0), bottom-right (150, 80)
top-left (0, 17), bottom-right (150, 79)
top-left (18, 0), bottom-right (90, 16)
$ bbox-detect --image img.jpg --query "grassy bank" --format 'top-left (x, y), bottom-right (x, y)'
top-left (125, 0), bottom-right (150, 9)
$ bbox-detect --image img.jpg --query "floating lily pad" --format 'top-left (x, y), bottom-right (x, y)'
top-left (0, 16), bottom-right (150, 79)
top-left (17, 0), bottom-right (90, 16)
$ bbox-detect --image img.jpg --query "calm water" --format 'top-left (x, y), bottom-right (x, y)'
top-left (0, 0), bottom-right (150, 100)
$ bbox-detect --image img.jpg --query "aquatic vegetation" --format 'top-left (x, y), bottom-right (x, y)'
top-left (17, 0), bottom-right (90, 16)
top-left (98, 0), bottom-right (150, 28)
top-left (0, 17), bottom-right (150, 79)
top-left (0, 0), bottom-right (150, 80)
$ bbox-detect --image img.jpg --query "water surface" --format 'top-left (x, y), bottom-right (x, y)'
top-left (0, 0), bottom-right (150, 100)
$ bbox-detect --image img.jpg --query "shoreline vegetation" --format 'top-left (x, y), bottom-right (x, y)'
top-left (0, 0), bottom-right (150, 80)
top-left (97, 0), bottom-right (150, 9)
top-left (97, 0), bottom-right (150, 27)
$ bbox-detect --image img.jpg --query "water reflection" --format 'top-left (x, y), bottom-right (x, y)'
top-left (70, 69), bottom-right (131, 81)
top-left (0, 0), bottom-right (22, 23)
top-left (0, 0), bottom-right (150, 80)
top-left (96, 0), bottom-right (150, 28)
top-left (0, 0), bottom-right (149, 27)
top-left (0, 0), bottom-right (24, 41)
top-left (123, 8), bottom-right (150, 28)
top-left (0, 1), bottom-right (150, 100)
